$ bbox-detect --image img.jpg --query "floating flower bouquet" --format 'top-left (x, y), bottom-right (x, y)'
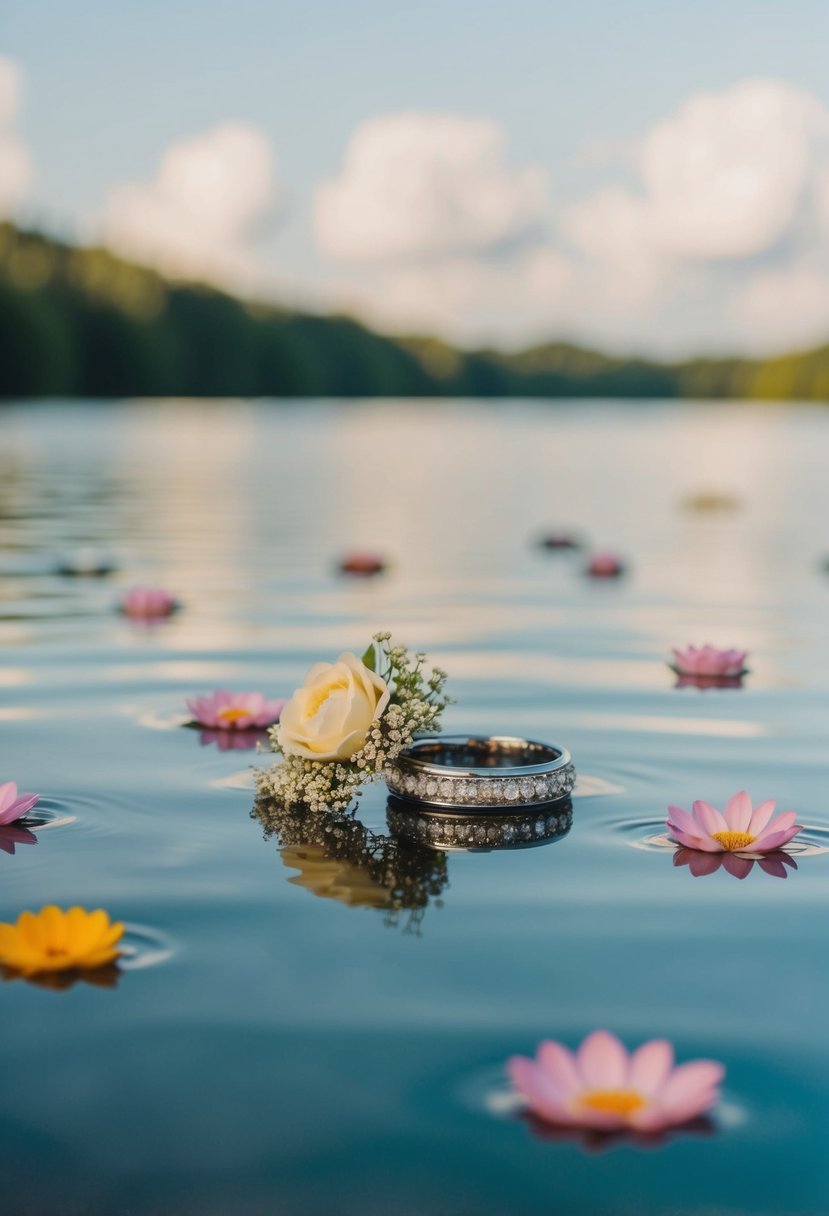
top-left (254, 632), bottom-right (450, 813)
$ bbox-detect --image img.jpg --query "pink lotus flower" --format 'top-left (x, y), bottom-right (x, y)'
top-left (0, 782), bottom-right (39, 826)
top-left (585, 551), bottom-right (625, 578)
top-left (186, 689), bottom-right (285, 731)
top-left (671, 645), bottom-right (747, 678)
top-left (673, 846), bottom-right (797, 880)
top-left (120, 587), bottom-right (178, 619)
top-left (508, 1030), bottom-right (723, 1133)
top-left (667, 791), bottom-right (802, 854)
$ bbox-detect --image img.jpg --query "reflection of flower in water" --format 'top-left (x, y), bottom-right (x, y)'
top-left (198, 727), bottom-right (269, 752)
top-left (673, 673), bottom-right (745, 691)
top-left (0, 822), bottom-right (38, 855)
top-left (252, 797), bottom-right (448, 932)
top-left (524, 1109), bottom-right (715, 1154)
top-left (673, 846), bottom-right (797, 880)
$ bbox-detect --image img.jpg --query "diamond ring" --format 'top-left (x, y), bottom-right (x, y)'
top-left (384, 734), bottom-right (576, 811)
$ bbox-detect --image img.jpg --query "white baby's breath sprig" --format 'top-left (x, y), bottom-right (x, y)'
top-left (254, 633), bottom-right (451, 813)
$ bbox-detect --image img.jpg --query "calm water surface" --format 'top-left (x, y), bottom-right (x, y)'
top-left (1, 399), bottom-right (828, 1216)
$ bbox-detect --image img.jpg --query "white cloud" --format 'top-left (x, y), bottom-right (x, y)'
top-left (0, 57), bottom-right (32, 217)
top-left (315, 111), bottom-right (548, 261)
top-left (101, 123), bottom-right (276, 290)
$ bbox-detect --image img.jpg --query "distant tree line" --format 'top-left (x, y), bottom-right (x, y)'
top-left (2, 222), bottom-right (829, 400)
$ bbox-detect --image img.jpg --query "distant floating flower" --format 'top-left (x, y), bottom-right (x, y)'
top-left (673, 673), bottom-right (744, 691)
top-left (0, 906), bottom-right (124, 976)
top-left (671, 645), bottom-right (747, 678)
top-left (186, 689), bottom-right (286, 731)
top-left (509, 1030), bottom-right (724, 1133)
top-left (338, 552), bottom-right (386, 576)
top-left (667, 791), bottom-right (803, 854)
top-left (56, 548), bottom-right (117, 577)
top-left (0, 823), bottom-right (38, 856)
top-left (682, 491), bottom-right (740, 512)
top-left (538, 532), bottom-right (582, 551)
top-left (673, 845), bottom-right (797, 880)
top-left (0, 781), bottom-right (39, 826)
top-left (120, 586), bottom-right (178, 619)
top-left (585, 551), bottom-right (625, 578)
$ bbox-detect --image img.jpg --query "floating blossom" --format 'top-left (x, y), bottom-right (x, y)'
top-left (120, 586), bottom-right (178, 619)
top-left (538, 532), bottom-right (582, 551)
top-left (673, 846), bottom-right (797, 880)
top-left (338, 552), bottom-right (386, 576)
top-left (585, 551), bottom-right (625, 578)
top-left (0, 782), bottom-right (39, 826)
top-left (667, 791), bottom-right (803, 854)
top-left (186, 689), bottom-right (285, 731)
top-left (0, 906), bottom-right (124, 976)
top-left (671, 645), bottom-right (748, 678)
top-left (508, 1030), bottom-right (724, 1134)
top-left (255, 634), bottom-right (450, 814)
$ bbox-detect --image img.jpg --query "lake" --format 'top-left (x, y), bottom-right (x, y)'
top-left (1, 398), bottom-right (827, 1216)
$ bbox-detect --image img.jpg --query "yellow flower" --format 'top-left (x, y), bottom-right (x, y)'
top-left (0, 905), bottom-right (125, 975)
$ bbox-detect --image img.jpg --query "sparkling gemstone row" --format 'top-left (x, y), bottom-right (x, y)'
top-left (385, 763), bottom-right (575, 806)
top-left (388, 808), bottom-right (573, 849)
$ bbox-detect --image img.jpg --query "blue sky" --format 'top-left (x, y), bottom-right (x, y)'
top-left (6, 1), bottom-right (829, 353)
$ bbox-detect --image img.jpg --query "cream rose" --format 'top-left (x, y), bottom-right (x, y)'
top-left (276, 651), bottom-right (390, 762)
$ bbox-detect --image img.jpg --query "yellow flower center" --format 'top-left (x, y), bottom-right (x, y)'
top-left (711, 830), bottom-right (756, 851)
top-left (217, 707), bottom-right (250, 725)
top-left (580, 1089), bottom-right (646, 1118)
top-left (304, 679), bottom-right (349, 720)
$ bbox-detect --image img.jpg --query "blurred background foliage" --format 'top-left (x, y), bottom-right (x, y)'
top-left (2, 222), bottom-right (829, 400)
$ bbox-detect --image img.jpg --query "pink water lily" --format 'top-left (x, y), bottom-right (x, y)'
top-left (186, 689), bottom-right (286, 731)
top-left (508, 1030), bottom-right (723, 1133)
top-left (120, 587), bottom-right (178, 619)
top-left (0, 782), bottom-right (39, 826)
top-left (671, 645), bottom-right (747, 677)
top-left (585, 551), bottom-right (625, 578)
top-left (667, 791), bottom-right (802, 854)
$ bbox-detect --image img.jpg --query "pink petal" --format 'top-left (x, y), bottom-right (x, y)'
top-left (536, 1040), bottom-right (583, 1098)
top-left (747, 799), bottom-right (776, 836)
top-left (692, 801), bottom-right (728, 835)
top-left (507, 1057), bottom-right (572, 1124)
top-left (576, 1030), bottom-right (628, 1090)
top-left (655, 1060), bottom-right (724, 1111)
top-left (723, 791), bottom-right (753, 832)
top-left (665, 805), bottom-right (700, 838)
top-left (0, 782), bottom-right (16, 814)
top-left (752, 824), bottom-right (803, 852)
top-left (627, 1039), bottom-right (674, 1095)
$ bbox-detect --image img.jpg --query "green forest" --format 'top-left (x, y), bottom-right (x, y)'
top-left (2, 222), bottom-right (829, 400)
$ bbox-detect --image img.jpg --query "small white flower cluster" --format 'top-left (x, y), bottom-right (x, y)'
top-left (254, 633), bottom-right (450, 814)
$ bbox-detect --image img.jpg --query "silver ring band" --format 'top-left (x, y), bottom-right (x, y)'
top-left (384, 734), bottom-right (576, 810)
